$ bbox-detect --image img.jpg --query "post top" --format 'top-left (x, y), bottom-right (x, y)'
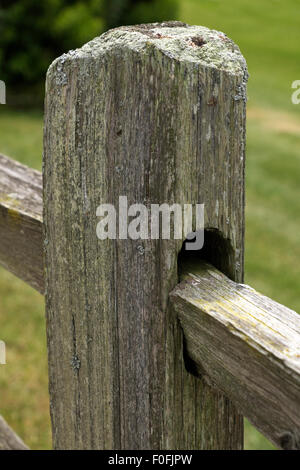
top-left (49, 22), bottom-right (247, 78)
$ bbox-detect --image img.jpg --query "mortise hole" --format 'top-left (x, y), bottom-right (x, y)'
top-left (178, 228), bottom-right (235, 281)
top-left (178, 228), bottom-right (236, 378)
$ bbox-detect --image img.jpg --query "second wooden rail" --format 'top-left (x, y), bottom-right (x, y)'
top-left (171, 260), bottom-right (300, 450)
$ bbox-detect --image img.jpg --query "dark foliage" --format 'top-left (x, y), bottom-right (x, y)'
top-left (0, 0), bottom-right (178, 104)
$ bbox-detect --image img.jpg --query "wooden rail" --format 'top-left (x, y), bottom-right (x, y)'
top-left (0, 415), bottom-right (29, 450)
top-left (0, 154), bottom-right (43, 293)
top-left (171, 260), bottom-right (300, 450)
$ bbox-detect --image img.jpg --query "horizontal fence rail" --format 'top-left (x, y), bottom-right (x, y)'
top-left (0, 415), bottom-right (29, 450)
top-left (171, 260), bottom-right (300, 450)
top-left (0, 153), bottom-right (43, 293)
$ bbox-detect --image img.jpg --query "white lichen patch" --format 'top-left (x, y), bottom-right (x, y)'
top-left (145, 25), bottom-right (246, 74)
top-left (47, 23), bottom-right (248, 86)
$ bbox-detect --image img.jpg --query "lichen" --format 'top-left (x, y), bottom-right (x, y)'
top-left (0, 193), bottom-right (42, 222)
top-left (47, 22), bottom-right (248, 84)
top-left (71, 354), bottom-right (81, 372)
top-left (0, 194), bottom-right (21, 221)
top-left (0, 193), bottom-right (21, 208)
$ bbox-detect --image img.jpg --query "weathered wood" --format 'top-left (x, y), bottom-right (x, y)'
top-left (0, 415), bottom-right (29, 450)
top-left (44, 22), bottom-right (247, 449)
top-left (171, 260), bottom-right (300, 450)
top-left (0, 154), bottom-right (43, 293)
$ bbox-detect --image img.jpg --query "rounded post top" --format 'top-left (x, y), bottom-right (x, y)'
top-left (49, 21), bottom-right (248, 79)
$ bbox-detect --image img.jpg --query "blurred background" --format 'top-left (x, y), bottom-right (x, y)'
top-left (0, 0), bottom-right (299, 450)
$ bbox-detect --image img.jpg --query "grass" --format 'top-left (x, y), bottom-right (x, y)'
top-left (0, 0), bottom-right (300, 450)
top-left (0, 109), bottom-right (43, 170)
top-left (0, 268), bottom-right (50, 450)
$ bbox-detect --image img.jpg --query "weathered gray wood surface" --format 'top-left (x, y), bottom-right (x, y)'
top-left (44, 22), bottom-right (247, 449)
top-left (171, 260), bottom-right (300, 450)
top-left (0, 154), bottom-right (43, 293)
top-left (0, 415), bottom-right (29, 450)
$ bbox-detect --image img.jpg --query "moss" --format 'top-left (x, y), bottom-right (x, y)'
top-left (0, 196), bottom-right (22, 224)
top-left (0, 193), bottom-right (41, 222)
top-left (0, 194), bottom-right (21, 211)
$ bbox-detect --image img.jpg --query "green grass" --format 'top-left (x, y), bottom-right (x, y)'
top-left (246, 120), bottom-right (300, 313)
top-left (1, 0), bottom-right (300, 450)
top-left (0, 108), bottom-right (43, 169)
top-left (0, 268), bottom-right (50, 450)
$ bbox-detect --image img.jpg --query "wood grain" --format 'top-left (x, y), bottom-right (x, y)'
top-left (44, 22), bottom-right (247, 449)
top-left (0, 415), bottom-right (29, 450)
top-left (0, 154), bottom-right (43, 293)
top-left (171, 260), bottom-right (300, 450)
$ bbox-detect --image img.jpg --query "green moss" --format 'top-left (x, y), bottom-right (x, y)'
top-left (0, 194), bottom-right (21, 218)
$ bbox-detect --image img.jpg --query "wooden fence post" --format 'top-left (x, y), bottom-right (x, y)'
top-left (44, 22), bottom-right (248, 449)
